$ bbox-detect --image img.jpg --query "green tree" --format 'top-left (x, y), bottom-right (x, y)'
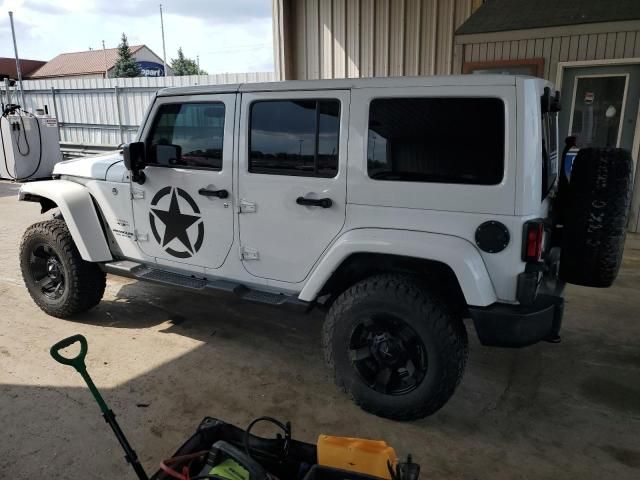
top-left (170, 47), bottom-right (207, 76)
top-left (113, 33), bottom-right (141, 78)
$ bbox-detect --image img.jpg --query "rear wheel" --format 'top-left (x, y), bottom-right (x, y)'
top-left (323, 274), bottom-right (468, 420)
top-left (20, 219), bottom-right (106, 318)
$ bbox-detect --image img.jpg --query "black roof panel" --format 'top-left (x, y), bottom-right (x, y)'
top-left (457, 0), bottom-right (640, 35)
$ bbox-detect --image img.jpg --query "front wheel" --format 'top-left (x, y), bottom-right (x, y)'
top-left (20, 219), bottom-right (106, 318)
top-left (322, 274), bottom-right (468, 420)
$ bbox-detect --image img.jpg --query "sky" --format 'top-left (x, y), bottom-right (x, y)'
top-left (0, 0), bottom-right (274, 74)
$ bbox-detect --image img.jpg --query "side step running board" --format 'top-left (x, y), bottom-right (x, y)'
top-left (103, 260), bottom-right (308, 310)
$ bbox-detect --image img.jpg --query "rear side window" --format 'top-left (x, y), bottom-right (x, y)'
top-left (367, 97), bottom-right (505, 185)
top-left (249, 99), bottom-right (340, 178)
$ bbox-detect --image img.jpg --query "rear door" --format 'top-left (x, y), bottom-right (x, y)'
top-left (237, 90), bottom-right (349, 283)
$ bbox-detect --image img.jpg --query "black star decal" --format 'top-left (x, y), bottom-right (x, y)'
top-left (151, 189), bottom-right (201, 253)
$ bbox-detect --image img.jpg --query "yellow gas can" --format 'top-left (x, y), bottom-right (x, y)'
top-left (317, 435), bottom-right (398, 479)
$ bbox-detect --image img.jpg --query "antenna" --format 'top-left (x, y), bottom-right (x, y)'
top-left (160, 4), bottom-right (167, 76)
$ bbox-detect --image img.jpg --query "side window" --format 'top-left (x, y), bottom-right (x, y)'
top-left (147, 102), bottom-right (225, 170)
top-left (367, 97), bottom-right (505, 185)
top-left (249, 99), bottom-right (340, 177)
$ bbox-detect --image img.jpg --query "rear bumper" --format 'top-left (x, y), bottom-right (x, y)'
top-left (468, 294), bottom-right (564, 348)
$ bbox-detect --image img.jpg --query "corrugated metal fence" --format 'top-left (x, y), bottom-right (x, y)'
top-left (0, 72), bottom-right (274, 148)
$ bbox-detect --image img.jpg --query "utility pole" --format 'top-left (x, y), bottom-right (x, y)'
top-left (8, 11), bottom-right (26, 108)
top-left (102, 40), bottom-right (109, 78)
top-left (197, 55), bottom-right (200, 72)
top-left (159, 4), bottom-right (167, 76)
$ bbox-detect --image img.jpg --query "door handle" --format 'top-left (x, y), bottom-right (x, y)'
top-left (296, 196), bottom-right (332, 208)
top-left (199, 188), bottom-right (229, 199)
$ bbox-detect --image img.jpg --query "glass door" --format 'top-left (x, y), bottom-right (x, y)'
top-left (569, 74), bottom-right (628, 148)
top-left (560, 65), bottom-right (640, 153)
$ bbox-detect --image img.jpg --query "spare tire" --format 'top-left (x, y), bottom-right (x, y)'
top-left (560, 148), bottom-right (633, 287)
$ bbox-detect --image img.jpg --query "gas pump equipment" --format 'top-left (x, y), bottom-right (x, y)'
top-left (0, 104), bottom-right (62, 181)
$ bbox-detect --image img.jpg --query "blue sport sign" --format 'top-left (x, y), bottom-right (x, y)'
top-left (137, 61), bottom-right (165, 77)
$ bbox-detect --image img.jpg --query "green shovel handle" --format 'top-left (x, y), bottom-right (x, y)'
top-left (50, 334), bottom-right (88, 372)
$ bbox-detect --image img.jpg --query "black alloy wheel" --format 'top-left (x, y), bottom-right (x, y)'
top-left (28, 243), bottom-right (67, 300)
top-left (349, 314), bottom-right (428, 396)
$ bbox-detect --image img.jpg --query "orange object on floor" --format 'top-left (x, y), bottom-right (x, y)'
top-left (317, 435), bottom-right (398, 479)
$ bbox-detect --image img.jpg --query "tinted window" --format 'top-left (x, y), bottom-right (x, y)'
top-left (367, 97), bottom-right (505, 185)
top-left (249, 100), bottom-right (340, 177)
top-left (148, 102), bottom-right (225, 170)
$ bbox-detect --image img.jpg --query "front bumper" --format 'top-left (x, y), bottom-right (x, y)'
top-left (468, 294), bottom-right (564, 348)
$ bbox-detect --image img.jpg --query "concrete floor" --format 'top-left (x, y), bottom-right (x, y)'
top-left (1, 179), bottom-right (639, 480)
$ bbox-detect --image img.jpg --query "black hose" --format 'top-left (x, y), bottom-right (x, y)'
top-left (0, 108), bottom-right (43, 181)
top-left (15, 115), bottom-right (31, 156)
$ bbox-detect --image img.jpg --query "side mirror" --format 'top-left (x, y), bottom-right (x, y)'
top-left (123, 142), bottom-right (146, 184)
top-left (153, 143), bottom-right (182, 166)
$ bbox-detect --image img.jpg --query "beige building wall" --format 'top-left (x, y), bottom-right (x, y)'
top-left (273, 0), bottom-right (483, 80)
top-left (457, 20), bottom-right (640, 84)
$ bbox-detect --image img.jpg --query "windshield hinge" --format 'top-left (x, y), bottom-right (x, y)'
top-left (132, 188), bottom-right (145, 200)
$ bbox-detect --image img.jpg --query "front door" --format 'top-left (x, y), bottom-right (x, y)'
top-left (237, 90), bottom-right (349, 283)
top-left (560, 65), bottom-right (640, 156)
top-left (131, 94), bottom-right (236, 272)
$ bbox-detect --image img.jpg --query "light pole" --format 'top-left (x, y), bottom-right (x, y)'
top-left (8, 11), bottom-right (26, 109)
top-left (102, 40), bottom-right (108, 78)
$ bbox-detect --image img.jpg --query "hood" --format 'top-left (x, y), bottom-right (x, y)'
top-left (53, 150), bottom-right (125, 181)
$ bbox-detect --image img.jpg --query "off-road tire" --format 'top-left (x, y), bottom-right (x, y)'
top-left (560, 148), bottom-right (633, 287)
top-left (322, 274), bottom-right (468, 420)
top-left (20, 219), bottom-right (106, 318)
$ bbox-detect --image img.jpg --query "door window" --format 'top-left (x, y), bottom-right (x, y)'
top-left (249, 99), bottom-right (340, 177)
top-left (366, 97), bottom-right (505, 185)
top-left (569, 75), bottom-right (627, 148)
top-left (147, 102), bottom-right (225, 170)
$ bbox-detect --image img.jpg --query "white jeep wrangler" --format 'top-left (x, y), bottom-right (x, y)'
top-left (18, 76), bottom-right (633, 420)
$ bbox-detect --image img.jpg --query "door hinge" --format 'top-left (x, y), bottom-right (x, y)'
top-left (240, 246), bottom-right (259, 260)
top-left (239, 199), bottom-right (257, 213)
top-left (132, 188), bottom-right (145, 200)
top-left (135, 231), bottom-right (148, 241)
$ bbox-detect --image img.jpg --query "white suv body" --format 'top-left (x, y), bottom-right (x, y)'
top-left (38, 76), bottom-right (550, 302)
top-left (19, 75), bottom-right (568, 419)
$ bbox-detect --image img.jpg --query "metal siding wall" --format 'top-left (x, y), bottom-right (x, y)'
top-left (360, 0), bottom-right (375, 77)
top-left (320, 0), bottom-right (334, 78)
top-left (421, 0), bottom-right (439, 75)
top-left (374, 0), bottom-right (390, 76)
top-left (284, 0), bottom-right (477, 79)
top-left (2, 73), bottom-right (274, 147)
top-left (463, 28), bottom-right (640, 83)
top-left (346, 0), bottom-right (361, 77)
top-left (404, 0), bottom-right (421, 76)
top-left (333, 0), bottom-right (347, 78)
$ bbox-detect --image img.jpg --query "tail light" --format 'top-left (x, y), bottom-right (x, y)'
top-left (522, 220), bottom-right (545, 262)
